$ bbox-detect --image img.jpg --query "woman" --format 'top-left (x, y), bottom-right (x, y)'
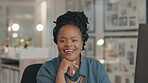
top-left (36, 11), bottom-right (110, 83)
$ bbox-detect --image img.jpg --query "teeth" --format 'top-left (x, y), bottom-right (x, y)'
top-left (65, 50), bottom-right (74, 52)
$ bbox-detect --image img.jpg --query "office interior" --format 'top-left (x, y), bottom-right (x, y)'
top-left (0, 0), bottom-right (147, 83)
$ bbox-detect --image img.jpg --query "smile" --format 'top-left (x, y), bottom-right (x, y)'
top-left (64, 49), bottom-right (75, 53)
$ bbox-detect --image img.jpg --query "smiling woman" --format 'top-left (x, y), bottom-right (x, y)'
top-left (57, 25), bottom-right (83, 62)
top-left (36, 11), bottom-right (110, 83)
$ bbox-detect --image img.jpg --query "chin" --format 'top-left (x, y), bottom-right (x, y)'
top-left (60, 52), bottom-right (79, 61)
top-left (64, 56), bottom-right (76, 61)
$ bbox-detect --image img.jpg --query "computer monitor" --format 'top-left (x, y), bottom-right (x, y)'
top-left (134, 24), bottom-right (148, 83)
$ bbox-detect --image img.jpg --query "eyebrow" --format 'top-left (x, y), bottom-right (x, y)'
top-left (59, 36), bottom-right (79, 39)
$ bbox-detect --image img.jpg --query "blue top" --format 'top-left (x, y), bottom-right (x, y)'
top-left (36, 55), bottom-right (110, 83)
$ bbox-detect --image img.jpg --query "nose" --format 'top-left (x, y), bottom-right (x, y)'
top-left (65, 41), bottom-right (72, 47)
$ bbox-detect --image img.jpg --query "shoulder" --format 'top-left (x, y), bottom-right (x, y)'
top-left (83, 56), bottom-right (102, 65)
top-left (38, 57), bottom-right (59, 77)
top-left (38, 57), bottom-right (59, 74)
top-left (82, 56), bottom-right (110, 82)
top-left (42, 57), bottom-right (59, 69)
top-left (43, 57), bottom-right (58, 65)
top-left (82, 56), bottom-right (104, 70)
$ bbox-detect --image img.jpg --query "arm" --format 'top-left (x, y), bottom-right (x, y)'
top-left (56, 58), bottom-right (70, 83)
top-left (56, 71), bottom-right (65, 83)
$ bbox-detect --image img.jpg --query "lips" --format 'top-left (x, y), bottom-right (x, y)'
top-left (64, 49), bottom-right (75, 54)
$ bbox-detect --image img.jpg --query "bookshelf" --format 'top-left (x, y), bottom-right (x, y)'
top-left (0, 48), bottom-right (50, 83)
top-left (0, 55), bottom-right (48, 83)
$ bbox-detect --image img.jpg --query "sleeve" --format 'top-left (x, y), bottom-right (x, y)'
top-left (96, 62), bottom-right (110, 83)
top-left (36, 64), bottom-right (55, 83)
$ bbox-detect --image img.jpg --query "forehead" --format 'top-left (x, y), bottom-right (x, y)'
top-left (58, 25), bottom-right (82, 38)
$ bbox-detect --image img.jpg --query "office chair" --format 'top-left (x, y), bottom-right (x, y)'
top-left (21, 64), bottom-right (42, 83)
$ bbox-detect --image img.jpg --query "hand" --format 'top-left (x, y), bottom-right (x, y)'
top-left (56, 58), bottom-right (79, 83)
top-left (58, 58), bottom-right (79, 75)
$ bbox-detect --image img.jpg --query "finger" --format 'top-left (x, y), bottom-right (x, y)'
top-left (69, 65), bottom-right (73, 74)
top-left (70, 65), bottom-right (75, 75)
top-left (60, 59), bottom-right (72, 73)
top-left (62, 59), bottom-right (71, 67)
top-left (73, 61), bottom-right (76, 63)
top-left (73, 64), bottom-right (79, 68)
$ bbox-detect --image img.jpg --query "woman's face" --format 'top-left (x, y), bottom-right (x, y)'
top-left (57, 25), bottom-right (83, 61)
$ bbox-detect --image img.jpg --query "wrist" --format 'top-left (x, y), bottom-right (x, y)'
top-left (57, 70), bottom-right (65, 76)
top-left (56, 71), bottom-right (66, 83)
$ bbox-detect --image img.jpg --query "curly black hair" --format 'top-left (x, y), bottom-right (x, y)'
top-left (53, 11), bottom-right (89, 50)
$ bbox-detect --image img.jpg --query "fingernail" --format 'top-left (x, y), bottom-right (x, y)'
top-left (73, 71), bottom-right (75, 74)
top-left (74, 65), bottom-right (79, 68)
top-left (73, 61), bottom-right (76, 63)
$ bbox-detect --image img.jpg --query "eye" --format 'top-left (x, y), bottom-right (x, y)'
top-left (59, 39), bottom-right (66, 43)
top-left (72, 39), bottom-right (78, 42)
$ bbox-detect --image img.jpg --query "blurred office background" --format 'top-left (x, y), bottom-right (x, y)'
top-left (0, 0), bottom-right (147, 83)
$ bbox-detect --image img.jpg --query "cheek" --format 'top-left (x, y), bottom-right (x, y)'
top-left (77, 42), bottom-right (83, 50)
top-left (57, 43), bottom-right (63, 51)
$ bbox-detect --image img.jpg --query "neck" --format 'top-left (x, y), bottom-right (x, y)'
top-left (76, 54), bottom-right (81, 67)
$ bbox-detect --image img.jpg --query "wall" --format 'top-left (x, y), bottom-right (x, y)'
top-left (41, 0), bottom-right (105, 59)
top-left (0, 1), bottom-right (38, 47)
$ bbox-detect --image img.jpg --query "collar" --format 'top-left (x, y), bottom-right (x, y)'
top-left (79, 55), bottom-right (87, 76)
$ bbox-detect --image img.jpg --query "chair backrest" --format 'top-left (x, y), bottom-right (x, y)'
top-left (21, 64), bottom-right (42, 83)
